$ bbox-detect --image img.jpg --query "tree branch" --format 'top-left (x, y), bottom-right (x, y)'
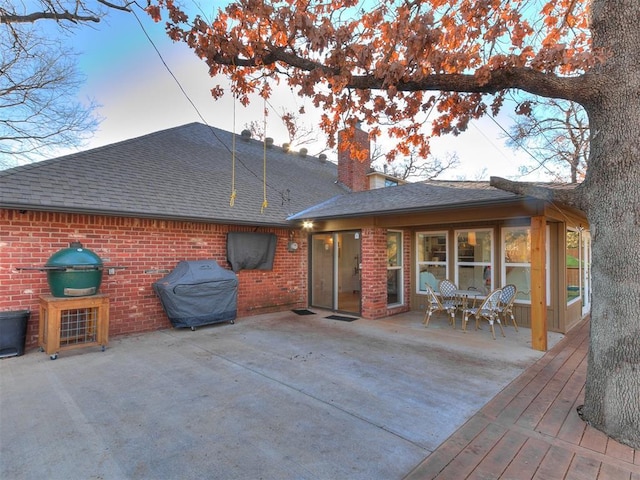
top-left (0, 11), bottom-right (100, 23)
top-left (208, 46), bottom-right (593, 104)
top-left (490, 176), bottom-right (584, 210)
top-left (349, 69), bottom-right (589, 103)
top-left (0, 0), bottom-right (131, 25)
top-left (96, 0), bottom-right (133, 13)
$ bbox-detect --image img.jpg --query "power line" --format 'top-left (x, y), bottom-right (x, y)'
top-left (131, 3), bottom-right (557, 187)
top-left (129, 5), bottom-right (287, 199)
top-left (483, 112), bottom-right (557, 178)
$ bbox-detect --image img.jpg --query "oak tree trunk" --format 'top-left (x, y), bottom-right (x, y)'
top-left (580, 0), bottom-right (640, 449)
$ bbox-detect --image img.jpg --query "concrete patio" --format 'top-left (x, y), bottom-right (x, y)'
top-left (2, 309), bottom-right (564, 479)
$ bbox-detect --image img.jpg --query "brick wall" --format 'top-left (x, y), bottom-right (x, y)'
top-left (0, 209), bottom-right (307, 348)
top-left (359, 227), bottom-right (411, 319)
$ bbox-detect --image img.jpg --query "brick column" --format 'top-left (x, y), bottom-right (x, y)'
top-left (360, 227), bottom-right (388, 319)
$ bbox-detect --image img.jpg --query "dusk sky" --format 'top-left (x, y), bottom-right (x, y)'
top-left (54, 4), bottom-right (544, 181)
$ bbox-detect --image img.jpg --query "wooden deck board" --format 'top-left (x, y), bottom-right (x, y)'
top-left (432, 423), bottom-right (508, 479)
top-left (404, 318), bottom-right (640, 480)
top-left (501, 436), bottom-right (551, 479)
top-left (534, 389), bottom-right (582, 438)
top-left (556, 392), bottom-right (588, 444)
top-left (598, 462), bottom-right (632, 480)
top-left (535, 360), bottom-right (587, 437)
top-left (517, 339), bottom-right (588, 431)
top-left (470, 429), bottom-right (529, 479)
top-left (606, 439), bottom-right (636, 464)
top-left (581, 425), bottom-right (611, 454)
top-left (403, 415), bottom-right (491, 480)
top-left (532, 447), bottom-right (574, 480)
top-left (565, 454), bottom-right (602, 480)
top-left (495, 326), bottom-right (587, 427)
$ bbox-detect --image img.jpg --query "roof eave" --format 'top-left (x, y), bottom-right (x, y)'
top-left (1, 203), bottom-right (293, 228)
top-left (290, 197), bottom-right (532, 221)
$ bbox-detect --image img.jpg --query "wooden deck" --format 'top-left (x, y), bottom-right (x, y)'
top-left (405, 318), bottom-right (640, 480)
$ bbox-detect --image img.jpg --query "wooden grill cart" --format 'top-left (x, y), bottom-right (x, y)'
top-left (38, 294), bottom-right (109, 360)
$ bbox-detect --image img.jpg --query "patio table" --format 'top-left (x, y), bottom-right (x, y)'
top-left (454, 289), bottom-right (485, 313)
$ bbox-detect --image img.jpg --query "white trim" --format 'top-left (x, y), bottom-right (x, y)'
top-left (387, 230), bottom-right (404, 307)
top-left (415, 230), bottom-right (448, 294)
top-left (454, 228), bottom-right (493, 291)
top-left (581, 230), bottom-right (591, 316)
top-left (500, 225), bottom-right (551, 306)
top-left (566, 227), bottom-right (582, 307)
top-left (501, 226), bottom-right (532, 304)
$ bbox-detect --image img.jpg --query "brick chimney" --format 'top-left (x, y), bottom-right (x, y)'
top-left (337, 123), bottom-right (371, 192)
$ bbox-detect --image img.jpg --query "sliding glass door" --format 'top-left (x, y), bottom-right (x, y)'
top-left (311, 234), bottom-right (334, 309)
top-left (310, 232), bottom-right (361, 314)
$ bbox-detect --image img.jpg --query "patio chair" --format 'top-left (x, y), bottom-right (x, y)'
top-left (438, 278), bottom-right (458, 301)
top-left (497, 284), bottom-right (519, 331)
top-left (462, 288), bottom-right (505, 340)
top-left (422, 285), bottom-right (457, 329)
top-left (439, 278), bottom-right (462, 312)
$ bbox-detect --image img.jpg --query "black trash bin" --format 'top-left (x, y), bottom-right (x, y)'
top-left (0, 310), bottom-right (30, 358)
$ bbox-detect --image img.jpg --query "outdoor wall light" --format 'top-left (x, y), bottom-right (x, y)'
top-left (287, 230), bottom-right (299, 252)
top-left (302, 220), bottom-right (314, 230)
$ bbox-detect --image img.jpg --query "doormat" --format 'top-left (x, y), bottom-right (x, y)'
top-left (325, 315), bottom-right (358, 322)
top-left (292, 309), bottom-right (316, 315)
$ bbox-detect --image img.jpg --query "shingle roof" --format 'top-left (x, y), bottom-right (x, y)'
top-left (288, 180), bottom-right (522, 220)
top-left (1, 124), bottom-right (581, 226)
top-left (0, 123), bottom-right (346, 226)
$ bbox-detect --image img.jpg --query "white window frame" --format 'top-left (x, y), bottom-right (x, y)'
top-left (387, 230), bottom-right (404, 306)
top-left (500, 225), bottom-right (551, 306)
top-left (501, 226), bottom-right (532, 304)
top-left (581, 230), bottom-right (591, 316)
top-left (566, 227), bottom-right (582, 307)
top-left (415, 231), bottom-right (448, 294)
top-left (454, 228), bottom-right (493, 291)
